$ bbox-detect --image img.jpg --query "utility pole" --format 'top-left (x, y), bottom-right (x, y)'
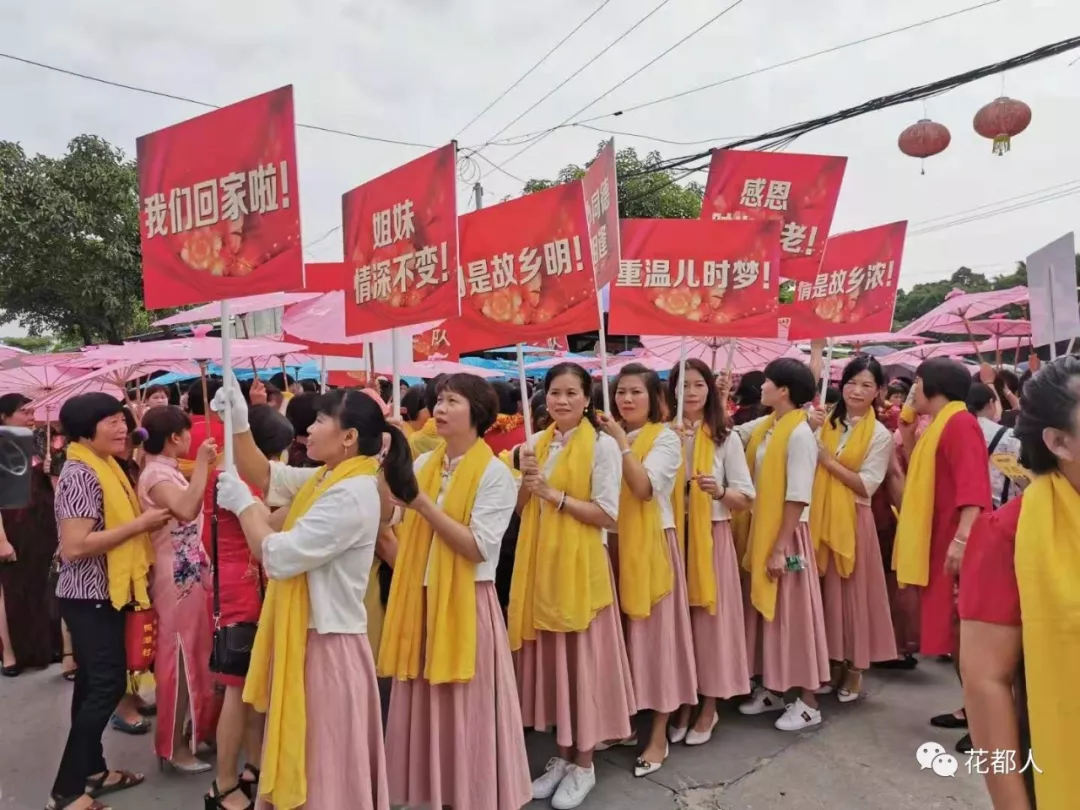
top-left (473, 181), bottom-right (483, 210)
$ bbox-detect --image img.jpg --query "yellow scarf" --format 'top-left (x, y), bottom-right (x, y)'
top-left (379, 439), bottom-right (491, 684)
top-left (364, 558), bottom-right (385, 660)
top-left (810, 411), bottom-right (876, 577)
top-left (408, 417), bottom-right (443, 459)
top-left (508, 421), bottom-right (613, 650)
top-left (616, 422), bottom-right (673, 620)
top-left (243, 455), bottom-right (379, 810)
top-left (892, 401), bottom-right (966, 587)
top-left (1016, 473), bottom-right (1080, 809)
top-left (672, 425), bottom-right (720, 614)
top-left (65, 443), bottom-right (154, 611)
top-left (744, 410), bottom-right (807, 622)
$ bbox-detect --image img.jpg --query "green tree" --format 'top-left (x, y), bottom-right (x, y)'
top-left (0, 135), bottom-right (157, 345)
top-left (0, 335), bottom-right (57, 353)
top-left (524, 144), bottom-right (704, 219)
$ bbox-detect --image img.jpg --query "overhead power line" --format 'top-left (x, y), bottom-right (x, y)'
top-left (0, 52), bottom-right (438, 149)
top-left (451, 0), bottom-right (615, 140)
top-left (482, 0), bottom-right (748, 178)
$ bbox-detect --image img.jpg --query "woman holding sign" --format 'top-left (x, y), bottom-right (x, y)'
top-left (513, 362), bottom-right (635, 810)
top-left (214, 380), bottom-right (416, 810)
top-left (380, 373), bottom-right (531, 810)
top-left (599, 363), bottom-right (697, 778)
top-left (732, 358), bottom-right (830, 732)
top-left (810, 356), bottom-right (897, 703)
top-left (667, 359), bottom-right (756, 745)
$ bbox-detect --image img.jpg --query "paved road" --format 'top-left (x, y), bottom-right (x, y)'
top-left (0, 659), bottom-right (991, 809)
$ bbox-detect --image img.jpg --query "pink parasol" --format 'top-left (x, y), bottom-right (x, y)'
top-left (524, 353), bottom-right (602, 371)
top-left (899, 286), bottom-right (1028, 336)
top-left (79, 335), bottom-right (310, 366)
top-left (15, 352), bottom-right (101, 370)
top-left (828, 331), bottom-right (930, 345)
top-left (28, 361), bottom-right (202, 420)
top-left (928, 312), bottom-right (1031, 338)
top-left (281, 292), bottom-right (440, 358)
top-left (600, 349), bottom-right (674, 376)
top-left (641, 335), bottom-right (802, 375)
top-left (0, 345), bottom-right (27, 364)
top-left (153, 292), bottom-right (321, 327)
top-left (401, 359), bottom-right (503, 379)
top-left (877, 342), bottom-right (974, 367)
top-left (0, 365), bottom-right (84, 400)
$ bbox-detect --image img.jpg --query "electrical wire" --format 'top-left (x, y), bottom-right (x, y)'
top-left (908, 178), bottom-right (1080, 228)
top-left (908, 186), bottom-right (1080, 236)
top-left (470, 0), bottom-right (677, 162)
top-left (0, 52), bottom-right (439, 150)
top-left (451, 0), bottom-right (615, 139)
top-left (483, 0), bottom-right (748, 177)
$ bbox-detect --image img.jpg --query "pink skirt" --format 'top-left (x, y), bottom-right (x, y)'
top-left (821, 505), bottom-right (898, 670)
top-left (690, 522), bottom-right (752, 700)
top-left (385, 583), bottom-right (531, 810)
top-left (745, 524), bottom-right (831, 694)
top-left (256, 632), bottom-right (388, 810)
top-left (516, 556), bottom-right (637, 751)
top-left (624, 528), bottom-right (699, 713)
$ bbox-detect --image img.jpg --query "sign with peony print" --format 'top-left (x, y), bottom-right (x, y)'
top-left (445, 182), bottom-right (598, 353)
top-left (412, 324), bottom-right (459, 361)
top-left (582, 138), bottom-right (622, 289)
top-left (137, 86), bottom-right (303, 309)
top-left (342, 143), bottom-right (460, 334)
top-left (699, 149), bottom-right (847, 284)
top-left (609, 218), bottom-right (782, 338)
top-left (782, 221), bottom-right (907, 340)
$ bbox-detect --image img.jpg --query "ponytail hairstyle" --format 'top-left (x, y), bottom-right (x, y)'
top-left (829, 355), bottom-right (885, 429)
top-left (315, 388), bottom-right (419, 503)
top-left (667, 357), bottom-right (729, 442)
top-left (138, 405), bottom-right (191, 454)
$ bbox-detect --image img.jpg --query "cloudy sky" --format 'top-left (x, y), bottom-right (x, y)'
top-left (1, 0), bottom-right (1076, 337)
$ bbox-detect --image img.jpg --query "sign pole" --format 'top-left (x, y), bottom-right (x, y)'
top-left (220, 300), bottom-right (234, 470)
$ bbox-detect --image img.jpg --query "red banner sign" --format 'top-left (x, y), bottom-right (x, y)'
top-left (137, 86), bottom-right (302, 309)
top-left (782, 221), bottom-right (907, 340)
top-left (699, 149), bottom-right (846, 283)
top-left (445, 182), bottom-right (597, 353)
top-left (610, 219), bottom-right (781, 338)
top-left (342, 144), bottom-right (459, 334)
top-left (412, 324), bottom-right (459, 361)
top-left (583, 139), bottom-right (621, 290)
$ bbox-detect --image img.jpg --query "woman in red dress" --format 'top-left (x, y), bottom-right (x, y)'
top-left (893, 359), bottom-right (992, 752)
top-left (204, 405), bottom-right (295, 810)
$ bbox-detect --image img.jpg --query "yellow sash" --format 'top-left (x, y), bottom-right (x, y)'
top-left (364, 558), bottom-right (385, 660)
top-left (508, 421), bottom-right (613, 649)
top-left (672, 425), bottom-right (720, 614)
top-left (408, 417), bottom-right (443, 459)
top-left (810, 411), bottom-right (875, 577)
top-left (744, 410), bottom-right (807, 622)
top-left (617, 422), bottom-right (674, 620)
top-left (65, 443), bottom-right (154, 611)
top-left (379, 439), bottom-right (491, 684)
top-left (892, 401), bottom-right (966, 587)
top-left (1016, 473), bottom-right (1080, 809)
top-left (243, 455), bottom-right (379, 810)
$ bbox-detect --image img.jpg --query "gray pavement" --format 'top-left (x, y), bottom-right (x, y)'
top-left (0, 659), bottom-right (991, 809)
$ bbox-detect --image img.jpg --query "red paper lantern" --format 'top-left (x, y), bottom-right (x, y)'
top-left (898, 119), bottom-right (951, 174)
top-left (973, 97), bottom-right (1031, 156)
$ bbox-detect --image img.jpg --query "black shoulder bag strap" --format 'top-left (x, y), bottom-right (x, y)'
top-left (987, 425), bottom-right (1011, 502)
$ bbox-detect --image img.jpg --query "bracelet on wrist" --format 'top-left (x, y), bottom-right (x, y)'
top-left (557, 492), bottom-right (567, 511)
top-left (620, 447), bottom-right (633, 457)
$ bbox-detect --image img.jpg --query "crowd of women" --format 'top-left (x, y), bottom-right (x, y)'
top-left (0, 343), bottom-right (1065, 810)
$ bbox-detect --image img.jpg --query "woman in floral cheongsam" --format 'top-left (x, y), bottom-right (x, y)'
top-left (135, 406), bottom-right (218, 773)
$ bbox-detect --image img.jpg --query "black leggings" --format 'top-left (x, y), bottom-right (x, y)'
top-left (50, 599), bottom-right (127, 802)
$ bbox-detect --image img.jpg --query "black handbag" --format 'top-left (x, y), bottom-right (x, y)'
top-left (208, 485), bottom-right (260, 677)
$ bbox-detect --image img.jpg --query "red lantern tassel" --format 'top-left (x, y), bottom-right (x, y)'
top-left (993, 134), bottom-right (1011, 156)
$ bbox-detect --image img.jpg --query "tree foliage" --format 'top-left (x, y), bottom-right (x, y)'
top-left (523, 144), bottom-right (704, 219)
top-left (0, 135), bottom-right (155, 345)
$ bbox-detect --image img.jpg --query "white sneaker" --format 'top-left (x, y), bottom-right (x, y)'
top-left (532, 757), bottom-right (570, 800)
top-left (551, 764), bottom-right (597, 810)
top-left (775, 698), bottom-right (822, 731)
top-left (738, 687), bottom-right (784, 715)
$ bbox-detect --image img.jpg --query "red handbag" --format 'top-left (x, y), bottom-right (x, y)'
top-left (124, 607), bottom-right (158, 673)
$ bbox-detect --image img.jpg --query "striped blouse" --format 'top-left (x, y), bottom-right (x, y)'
top-left (54, 461), bottom-right (109, 601)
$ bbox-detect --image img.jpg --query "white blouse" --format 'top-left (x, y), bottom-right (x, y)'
top-left (413, 452), bottom-right (516, 584)
top-left (681, 424), bottom-right (757, 521)
top-left (816, 417), bottom-right (894, 506)
top-left (525, 426), bottom-right (622, 543)
top-left (262, 462), bottom-right (381, 635)
top-left (625, 425), bottom-right (682, 530)
top-left (734, 415), bottom-right (818, 522)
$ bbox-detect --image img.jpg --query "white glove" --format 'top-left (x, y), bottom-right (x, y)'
top-left (216, 470), bottom-right (257, 516)
top-left (210, 370), bottom-right (250, 434)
